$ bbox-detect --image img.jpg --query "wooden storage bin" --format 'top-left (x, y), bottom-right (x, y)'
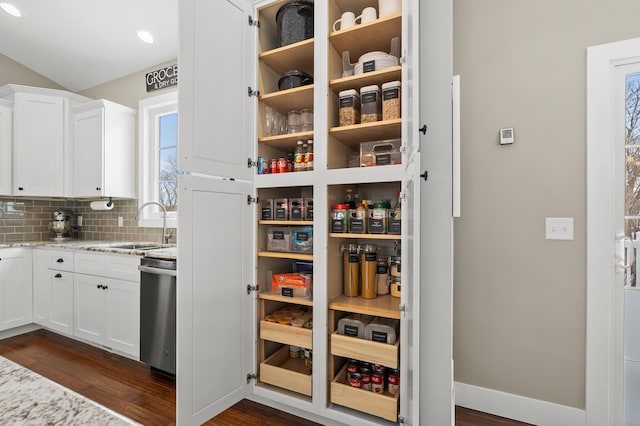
top-left (330, 364), bottom-right (399, 422)
top-left (260, 320), bottom-right (313, 349)
top-left (260, 346), bottom-right (312, 396)
top-left (330, 332), bottom-right (399, 369)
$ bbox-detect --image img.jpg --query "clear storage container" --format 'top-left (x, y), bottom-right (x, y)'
top-left (382, 80), bottom-right (401, 120)
top-left (360, 84), bottom-right (381, 123)
top-left (339, 89), bottom-right (361, 126)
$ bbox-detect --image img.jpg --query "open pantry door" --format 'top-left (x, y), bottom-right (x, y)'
top-left (177, 175), bottom-right (253, 425)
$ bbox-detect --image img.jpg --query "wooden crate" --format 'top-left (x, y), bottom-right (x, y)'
top-left (260, 320), bottom-right (313, 349)
top-left (330, 332), bottom-right (399, 369)
top-left (260, 346), bottom-right (312, 396)
top-left (330, 364), bottom-right (399, 422)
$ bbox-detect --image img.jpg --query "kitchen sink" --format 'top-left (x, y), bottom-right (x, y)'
top-left (106, 243), bottom-right (163, 250)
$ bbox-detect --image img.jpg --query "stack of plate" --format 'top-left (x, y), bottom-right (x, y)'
top-left (354, 51), bottom-right (399, 75)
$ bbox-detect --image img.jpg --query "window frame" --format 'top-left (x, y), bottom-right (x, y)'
top-left (138, 91), bottom-right (178, 228)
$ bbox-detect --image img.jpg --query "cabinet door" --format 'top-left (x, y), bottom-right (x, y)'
top-left (32, 249), bottom-right (50, 325)
top-left (73, 106), bottom-right (104, 197)
top-left (179, 0), bottom-right (254, 181)
top-left (104, 277), bottom-right (139, 358)
top-left (0, 100), bottom-right (12, 195)
top-left (177, 174), bottom-right (253, 424)
top-left (74, 273), bottom-right (105, 345)
top-left (49, 271), bottom-right (74, 335)
top-left (13, 93), bottom-right (65, 196)
top-left (0, 248), bottom-right (33, 331)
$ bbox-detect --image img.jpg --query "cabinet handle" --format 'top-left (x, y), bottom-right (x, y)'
top-left (96, 187), bottom-right (101, 191)
top-left (418, 124), bottom-right (427, 135)
top-left (56, 258), bottom-right (64, 263)
top-left (17, 187), bottom-right (23, 191)
top-left (54, 273), bottom-right (62, 278)
top-left (97, 284), bottom-right (102, 289)
top-left (103, 285), bottom-right (108, 290)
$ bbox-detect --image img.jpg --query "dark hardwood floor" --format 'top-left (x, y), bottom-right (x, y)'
top-left (0, 329), bottom-right (528, 425)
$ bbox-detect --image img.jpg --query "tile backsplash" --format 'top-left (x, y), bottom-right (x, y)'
top-left (0, 198), bottom-right (176, 244)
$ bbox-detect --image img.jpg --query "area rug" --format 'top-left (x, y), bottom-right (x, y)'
top-left (0, 355), bottom-right (139, 425)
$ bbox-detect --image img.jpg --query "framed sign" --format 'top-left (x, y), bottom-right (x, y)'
top-left (146, 64), bottom-right (178, 92)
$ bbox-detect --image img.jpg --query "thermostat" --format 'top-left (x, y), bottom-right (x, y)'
top-left (500, 128), bottom-right (514, 145)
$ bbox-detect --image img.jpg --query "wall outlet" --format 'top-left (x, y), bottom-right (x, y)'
top-left (77, 215), bottom-right (83, 227)
top-left (118, 216), bottom-right (123, 227)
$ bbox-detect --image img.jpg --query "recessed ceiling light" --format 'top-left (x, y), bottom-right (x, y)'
top-left (0, 2), bottom-right (22, 17)
top-left (136, 29), bottom-right (154, 44)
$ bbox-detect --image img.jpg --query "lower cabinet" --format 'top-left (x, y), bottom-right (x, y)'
top-left (74, 273), bottom-right (140, 358)
top-left (32, 249), bottom-right (74, 335)
top-left (0, 247), bottom-right (33, 331)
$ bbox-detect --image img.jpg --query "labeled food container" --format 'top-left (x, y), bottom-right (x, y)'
top-left (360, 139), bottom-right (402, 167)
top-left (339, 89), bottom-right (361, 126)
top-left (364, 317), bottom-right (399, 344)
top-left (276, 1), bottom-right (314, 47)
top-left (273, 198), bottom-right (289, 220)
top-left (290, 198), bottom-right (305, 220)
top-left (369, 202), bottom-right (388, 234)
top-left (376, 257), bottom-right (390, 295)
top-left (331, 204), bottom-right (349, 233)
top-left (278, 70), bottom-right (313, 91)
top-left (271, 272), bottom-right (312, 298)
top-left (382, 80), bottom-right (401, 120)
top-left (349, 204), bottom-right (368, 234)
top-left (291, 226), bottom-right (313, 253)
top-left (360, 244), bottom-right (378, 299)
top-left (304, 198), bottom-right (314, 220)
top-left (390, 256), bottom-right (401, 277)
top-left (267, 227), bottom-right (292, 252)
top-left (260, 198), bottom-right (273, 220)
top-left (337, 314), bottom-right (369, 338)
top-left (343, 243), bottom-right (360, 296)
top-left (390, 276), bottom-right (401, 297)
top-left (360, 85), bottom-right (381, 123)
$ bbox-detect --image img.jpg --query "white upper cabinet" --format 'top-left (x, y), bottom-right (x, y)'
top-left (0, 84), bottom-right (91, 197)
top-left (178, 0), bottom-right (254, 181)
top-left (0, 99), bottom-right (11, 195)
top-left (72, 100), bottom-right (136, 198)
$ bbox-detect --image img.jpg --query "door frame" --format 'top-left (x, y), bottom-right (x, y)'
top-left (586, 37), bottom-right (640, 426)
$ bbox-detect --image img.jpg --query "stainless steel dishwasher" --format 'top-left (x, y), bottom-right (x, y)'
top-left (138, 257), bottom-right (176, 375)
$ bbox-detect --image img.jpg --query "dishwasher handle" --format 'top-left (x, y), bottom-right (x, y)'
top-left (138, 264), bottom-right (177, 277)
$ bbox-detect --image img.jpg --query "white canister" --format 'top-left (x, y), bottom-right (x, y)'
top-left (378, 0), bottom-right (401, 18)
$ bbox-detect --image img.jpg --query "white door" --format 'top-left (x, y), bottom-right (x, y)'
top-left (73, 106), bottom-right (104, 197)
top-left (74, 274), bottom-right (106, 345)
top-left (178, 0), bottom-right (254, 181)
top-left (0, 99), bottom-right (12, 195)
top-left (49, 271), bottom-right (74, 335)
top-left (0, 248), bottom-right (32, 331)
top-left (177, 174), bottom-right (253, 425)
top-left (104, 277), bottom-right (140, 356)
top-left (586, 37), bottom-right (640, 426)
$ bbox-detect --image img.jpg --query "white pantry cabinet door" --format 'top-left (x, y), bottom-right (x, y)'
top-left (0, 248), bottom-right (33, 331)
top-left (74, 273), bottom-right (106, 346)
top-left (177, 174), bottom-right (253, 425)
top-left (13, 93), bottom-right (65, 196)
top-left (179, 0), bottom-right (254, 181)
top-left (0, 99), bottom-right (12, 195)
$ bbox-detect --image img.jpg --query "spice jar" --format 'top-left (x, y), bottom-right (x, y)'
top-left (390, 276), bottom-right (401, 297)
top-left (390, 256), bottom-right (401, 278)
top-left (382, 80), bottom-right (401, 120)
top-left (360, 244), bottom-right (377, 299)
top-left (376, 257), bottom-right (390, 295)
top-left (349, 204), bottom-right (368, 234)
top-left (343, 244), bottom-right (360, 297)
top-left (331, 204), bottom-right (349, 233)
top-left (360, 85), bottom-right (381, 123)
top-left (339, 89), bottom-right (361, 126)
top-left (369, 202), bottom-right (388, 234)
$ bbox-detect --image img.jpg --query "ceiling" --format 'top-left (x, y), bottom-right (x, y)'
top-left (0, 0), bottom-right (178, 92)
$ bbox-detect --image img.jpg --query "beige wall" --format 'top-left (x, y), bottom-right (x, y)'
top-left (453, 0), bottom-right (640, 409)
top-left (0, 53), bottom-right (65, 89)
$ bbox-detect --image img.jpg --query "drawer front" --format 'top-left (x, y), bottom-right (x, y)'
top-left (47, 250), bottom-right (74, 271)
top-left (74, 252), bottom-right (106, 276)
top-left (105, 255), bottom-right (140, 282)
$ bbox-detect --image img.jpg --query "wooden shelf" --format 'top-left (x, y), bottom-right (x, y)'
top-left (330, 364), bottom-right (399, 422)
top-left (259, 292), bottom-right (314, 307)
top-left (331, 332), bottom-right (399, 369)
top-left (258, 251), bottom-right (314, 261)
top-left (329, 66), bottom-right (402, 93)
top-left (329, 294), bottom-right (400, 319)
top-left (329, 233), bottom-right (401, 240)
top-left (260, 320), bottom-right (313, 349)
top-left (260, 220), bottom-right (313, 226)
top-left (260, 346), bottom-right (312, 397)
top-left (258, 131), bottom-right (315, 151)
top-left (329, 119), bottom-right (402, 148)
top-left (260, 85), bottom-right (314, 111)
top-left (259, 38), bottom-right (314, 76)
top-left (329, 13), bottom-right (402, 61)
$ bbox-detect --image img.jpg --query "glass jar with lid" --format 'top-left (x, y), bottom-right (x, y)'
top-left (331, 204), bottom-right (349, 233)
top-left (382, 80), bottom-right (401, 120)
top-left (360, 84), bottom-right (381, 123)
top-left (369, 202), bottom-right (388, 234)
top-left (339, 89), bottom-right (361, 126)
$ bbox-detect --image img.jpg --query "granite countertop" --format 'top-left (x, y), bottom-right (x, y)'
top-left (0, 240), bottom-right (177, 260)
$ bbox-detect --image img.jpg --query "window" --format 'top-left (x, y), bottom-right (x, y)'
top-left (138, 91), bottom-right (178, 228)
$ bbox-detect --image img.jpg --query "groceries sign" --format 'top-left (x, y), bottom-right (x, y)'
top-left (146, 64), bottom-right (178, 92)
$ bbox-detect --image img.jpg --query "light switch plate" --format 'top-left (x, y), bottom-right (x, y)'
top-left (545, 217), bottom-right (574, 240)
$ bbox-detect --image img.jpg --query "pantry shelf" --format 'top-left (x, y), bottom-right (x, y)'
top-left (260, 85), bottom-right (314, 111)
top-left (260, 346), bottom-right (312, 397)
top-left (259, 131), bottom-right (315, 151)
top-left (329, 119), bottom-right (402, 147)
top-left (329, 294), bottom-right (401, 320)
top-left (329, 66), bottom-right (402, 93)
top-left (260, 220), bottom-right (314, 226)
top-left (329, 233), bottom-right (401, 240)
top-left (258, 251), bottom-right (314, 261)
top-left (259, 38), bottom-right (314, 76)
top-left (329, 13), bottom-right (402, 61)
top-left (259, 292), bottom-right (314, 307)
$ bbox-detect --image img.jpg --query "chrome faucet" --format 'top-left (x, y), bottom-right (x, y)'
top-left (137, 201), bottom-right (172, 244)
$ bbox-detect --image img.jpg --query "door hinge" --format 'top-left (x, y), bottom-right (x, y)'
top-left (399, 191), bottom-right (407, 201)
top-left (247, 195), bottom-right (258, 205)
top-left (398, 415), bottom-right (407, 424)
top-left (399, 56), bottom-right (407, 65)
top-left (399, 304), bottom-right (407, 318)
top-left (248, 15), bottom-right (260, 28)
top-left (248, 86), bottom-right (260, 98)
top-left (247, 284), bottom-right (260, 294)
top-left (248, 157), bottom-right (258, 168)
top-left (400, 144), bottom-right (407, 154)
top-left (247, 372), bottom-right (257, 383)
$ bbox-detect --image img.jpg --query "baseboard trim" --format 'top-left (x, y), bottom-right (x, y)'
top-left (455, 382), bottom-right (586, 426)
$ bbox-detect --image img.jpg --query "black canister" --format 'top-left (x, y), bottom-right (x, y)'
top-left (276, 1), bottom-right (314, 47)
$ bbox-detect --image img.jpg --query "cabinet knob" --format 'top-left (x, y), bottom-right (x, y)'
top-left (54, 273), bottom-right (62, 278)
top-left (96, 187), bottom-right (101, 191)
top-left (97, 284), bottom-right (102, 289)
top-left (103, 285), bottom-right (108, 290)
top-left (17, 187), bottom-right (23, 191)
top-left (56, 258), bottom-right (64, 263)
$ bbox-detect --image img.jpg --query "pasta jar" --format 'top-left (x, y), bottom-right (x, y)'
top-left (382, 80), bottom-right (401, 120)
top-left (360, 244), bottom-right (378, 299)
top-left (376, 257), bottom-right (390, 295)
top-left (339, 89), bottom-right (361, 126)
top-left (360, 85), bottom-right (381, 123)
top-left (343, 244), bottom-right (360, 297)
top-left (331, 204), bottom-right (349, 233)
